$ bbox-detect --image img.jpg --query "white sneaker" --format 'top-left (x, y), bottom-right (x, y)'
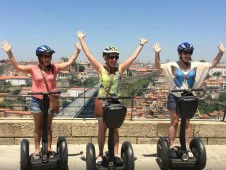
top-left (187, 148), bottom-right (194, 158)
top-left (96, 155), bottom-right (103, 164)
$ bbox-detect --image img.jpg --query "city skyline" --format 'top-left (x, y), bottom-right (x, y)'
top-left (0, 0), bottom-right (226, 63)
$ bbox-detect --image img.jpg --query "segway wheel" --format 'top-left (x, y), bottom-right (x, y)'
top-left (86, 143), bottom-right (96, 170)
top-left (57, 136), bottom-right (68, 169)
top-left (20, 139), bottom-right (30, 170)
top-left (121, 141), bottom-right (135, 170)
top-left (190, 137), bottom-right (207, 170)
top-left (156, 137), bottom-right (170, 170)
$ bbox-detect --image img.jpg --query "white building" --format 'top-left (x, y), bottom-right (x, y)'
top-left (0, 76), bottom-right (31, 86)
top-left (65, 87), bottom-right (87, 97)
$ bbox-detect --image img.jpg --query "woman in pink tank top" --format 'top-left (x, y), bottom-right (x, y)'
top-left (1, 40), bottom-right (81, 160)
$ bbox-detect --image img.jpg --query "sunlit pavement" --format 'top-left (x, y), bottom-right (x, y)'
top-left (0, 144), bottom-right (226, 170)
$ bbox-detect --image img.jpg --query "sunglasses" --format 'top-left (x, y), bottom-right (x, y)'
top-left (42, 54), bottom-right (52, 58)
top-left (183, 51), bottom-right (193, 55)
top-left (108, 55), bottom-right (119, 60)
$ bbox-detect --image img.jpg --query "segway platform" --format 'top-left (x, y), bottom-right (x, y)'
top-left (30, 156), bottom-right (59, 169)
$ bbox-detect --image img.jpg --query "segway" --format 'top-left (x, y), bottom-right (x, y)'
top-left (20, 91), bottom-right (68, 170)
top-left (86, 96), bottom-right (135, 170)
top-left (156, 89), bottom-right (206, 170)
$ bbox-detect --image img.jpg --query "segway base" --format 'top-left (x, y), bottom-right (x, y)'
top-left (96, 156), bottom-right (125, 170)
top-left (96, 164), bottom-right (125, 170)
top-left (30, 154), bottom-right (60, 169)
top-left (171, 157), bottom-right (197, 168)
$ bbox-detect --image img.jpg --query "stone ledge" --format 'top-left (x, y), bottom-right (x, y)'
top-left (0, 119), bottom-right (225, 145)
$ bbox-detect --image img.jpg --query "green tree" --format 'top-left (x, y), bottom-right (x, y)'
top-left (219, 92), bottom-right (226, 102)
top-left (0, 67), bottom-right (4, 75)
top-left (79, 65), bottom-right (85, 72)
top-left (213, 72), bottom-right (222, 77)
top-left (72, 62), bottom-right (78, 71)
top-left (0, 101), bottom-right (11, 108)
top-left (63, 101), bottom-right (70, 108)
top-left (82, 78), bottom-right (99, 87)
top-left (12, 89), bottom-right (21, 95)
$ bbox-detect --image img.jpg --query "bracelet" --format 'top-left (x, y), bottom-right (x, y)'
top-left (140, 44), bottom-right (144, 46)
top-left (218, 52), bottom-right (224, 56)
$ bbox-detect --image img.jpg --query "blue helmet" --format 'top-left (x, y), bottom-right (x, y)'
top-left (177, 42), bottom-right (194, 53)
top-left (36, 45), bottom-right (55, 56)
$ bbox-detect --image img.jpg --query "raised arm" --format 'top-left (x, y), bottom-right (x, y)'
top-left (152, 42), bottom-right (163, 72)
top-left (210, 42), bottom-right (225, 69)
top-left (57, 42), bottom-right (81, 71)
top-left (0, 41), bottom-right (31, 73)
top-left (119, 37), bottom-right (148, 73)
top-left (76, 31), bottom-right (102, 74)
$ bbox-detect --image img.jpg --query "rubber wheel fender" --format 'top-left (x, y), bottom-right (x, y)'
top-left (121, 141), bottom-right (135, 170)
top-left (190, 137), bottom-right (207, 170)
top-left (57, 136), bottom-right (68, 168)
top-left (157, 137), bottom-right (170, 170)
top-left (86, 143), bottom-right (96, 170)
top-left (20, 139), bottom-right (30, 170)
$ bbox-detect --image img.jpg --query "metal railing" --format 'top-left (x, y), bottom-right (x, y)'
top-left (0, 87), bottom-right (226, 121)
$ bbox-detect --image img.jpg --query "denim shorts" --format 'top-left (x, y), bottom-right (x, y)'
top-left (167, 93), bottom-right (179, 112)
top-left (30, 97), bottom-right (51, 114)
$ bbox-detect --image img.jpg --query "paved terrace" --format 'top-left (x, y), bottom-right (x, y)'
top-left (1, 144), bottom-right (226, 170)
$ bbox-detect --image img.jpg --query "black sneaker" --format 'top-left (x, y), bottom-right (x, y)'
top-left (170, 148), bottom-right (177, 158)
top-left (115, 155), bottom-right (123, 166)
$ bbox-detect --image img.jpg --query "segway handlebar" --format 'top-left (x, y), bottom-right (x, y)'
top-left (97, 96), bottom-right (133, 100)
top-left (28, 91), bottom-right (61, 95)
top-left (171, 88), bottom-right (204, 93)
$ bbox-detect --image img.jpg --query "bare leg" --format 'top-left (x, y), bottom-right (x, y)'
top-left (185, 118), bottom-right (191, 148)
top-left (168, 112), bottom-right (179, 148)
top-left (114, 128), bottom-right (119, 156)
top-left (47, 113), bottom-right (54, 151)
top-left (98, 119), bottom-right (107, 156)
top-left (33, 113), bottom-right (42, 154)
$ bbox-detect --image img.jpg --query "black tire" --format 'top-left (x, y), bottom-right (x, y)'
top-left (190, 137), bottom-right (207, 170)
top-left (57, 136), bottom-right (68, 169)
top-left (121, 141), bottom-right (135, 170)
top-left (156, 137), bottom-right (170, 170)
top-left (20, 139), bottom-right (30, 170)
top-left (86, 143), bottom-right (96, 170)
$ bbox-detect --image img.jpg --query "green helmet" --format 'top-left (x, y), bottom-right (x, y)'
top-left (103, 46), bottom-right (119, 58)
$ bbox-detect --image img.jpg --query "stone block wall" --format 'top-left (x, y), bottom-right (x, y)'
top-left (0, 119), bottom-right (226, 145)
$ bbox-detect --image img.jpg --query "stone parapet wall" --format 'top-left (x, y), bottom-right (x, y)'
top-left (0, 119), bottom-right (226, 145)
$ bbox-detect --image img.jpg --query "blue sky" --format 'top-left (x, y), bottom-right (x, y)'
top-left (0, 0), bottom-right (226, 63)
